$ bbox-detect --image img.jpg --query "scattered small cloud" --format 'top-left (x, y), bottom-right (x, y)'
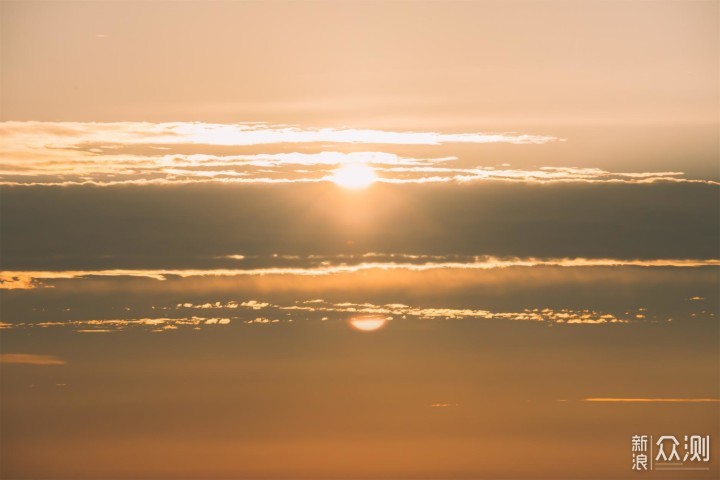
top-left (0, 274), bottom-right (39, 290)
top-left (1, 297), bottom-right (653, 333)
top-left (5, 317), bottom-right (233, 333)
top-left (244, 317), bottom-right (281, 324)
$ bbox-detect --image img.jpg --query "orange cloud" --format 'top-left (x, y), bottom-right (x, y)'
top-left (2, 257), bottom-right (718, 289)
top-left (0, 353), bottom-right (66, 365)
top-left (3, 121), bottom-right (717, 186)
top-left (583, 398), bottom-right (720, 403)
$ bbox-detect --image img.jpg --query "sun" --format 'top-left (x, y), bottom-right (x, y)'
top-left (330, 163), bottom-right (377, 189)
top-left (348, 316), bottom-right (388, 332)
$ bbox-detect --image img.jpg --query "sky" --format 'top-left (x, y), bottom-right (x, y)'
top-left (0, 1), bottom-right (718, 479)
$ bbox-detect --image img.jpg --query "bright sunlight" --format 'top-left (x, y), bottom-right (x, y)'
top-left (329, 163), bottom-right (378, 189)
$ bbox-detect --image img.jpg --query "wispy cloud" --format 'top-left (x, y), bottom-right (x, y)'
top-left (2, 257), bottom-right (718, 288)
top-left (582, 398), bottom-right (720, 403)
top-left (4, 317), bottom-right (232, 333)
top-left (1, 298), bottom-right (650, 332)
top-left (3, 120), bottom-right (713, 186)
top-left (0, 353), bottom-right (66, 365)
top-left (0, 155), bottom-right (709, 187)
top-left (0, 121), bottom-right (559, 148)
top-left (273, 300), bottom-right (633, 325)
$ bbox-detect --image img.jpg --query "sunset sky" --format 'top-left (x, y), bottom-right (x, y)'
top-left (1, 1), bottom-right (718, 479)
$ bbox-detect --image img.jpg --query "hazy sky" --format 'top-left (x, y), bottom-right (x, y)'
top-left (1, 1), bottom-right (718, 479)
top-left (3, 0), bottom-right (718, 126)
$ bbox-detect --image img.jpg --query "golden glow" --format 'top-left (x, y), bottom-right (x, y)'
top-left (583, 398), bottom-right (720, 403)
top-left (329, 163), bottom-right (377, 189)
top-left (348, 316), bottom-right (387, 332)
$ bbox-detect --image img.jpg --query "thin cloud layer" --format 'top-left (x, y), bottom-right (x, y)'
top-left (2, 120), bottom-right (714, 186)
top-left (0, 353), bottom-right (66, 365)
top-left (0, 121), bottom-right (560, 147)
top-left (0, 298), bottom-right (633, 332)
top-left (4, 263), bottom-right (714, 336)
top-left (582, 398), bottom-right (720, 403)
top-left (2, 257), bottom-right (718, 289)
top-left (3, 317), bottom-right (232, 333)
top-left (0, 121), bottom-right (568, 186)
top-left (5, 290), bottom-right (715, 333)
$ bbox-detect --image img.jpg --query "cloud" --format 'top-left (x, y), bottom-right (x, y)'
top-left (0, 353), bottom-right (66, 365)
top-left (279, 300), bottom-right (633, 324)
top-left (4, 317), bottom-right (233, 333)
top-left (2, 256), bottom-right (715, 335)
top-left (0, 121), bottom-right (565, 185)
top-left (582, 398), bottom-right (720, 403)
top-left (3, 120), bottom-right (716, 186)
top-left (244, 317), bottom-right (281, 324)
top-left (0, 120), bottom-right (560, 147)
top-left (0, 274), bottom-right (38, 290)
top-left (0, 149), bottom-right (711, 186)
top-left (2, 257), bottom-right (718, 289)
top-left (0, 298), bottom-right (643, 331)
